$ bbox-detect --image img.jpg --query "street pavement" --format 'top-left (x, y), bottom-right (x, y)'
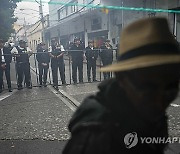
top-left (0, 57), bottom-right (180, 153)
top-left (0, 86), bottom-right (72, 153)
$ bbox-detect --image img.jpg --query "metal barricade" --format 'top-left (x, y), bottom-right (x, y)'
top-left (0, 48), bottom-right (118, 90)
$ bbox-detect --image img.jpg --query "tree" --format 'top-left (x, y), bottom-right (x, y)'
top-left (0, 0), bottom-right (21, 41)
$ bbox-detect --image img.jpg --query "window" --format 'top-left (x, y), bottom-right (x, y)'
top-left (91, 17), bottom-right (102, 30)
top-left (71, 5), bottom-right (73, 13)
top-left (58, 9), bottom-right (60, 20)
top-left (71, 0), bottom-right (78, 13)
top-left (58, 8), bottom-right (65, 20)
top-left (73, 4), bottom-right (76, 12)
top-left (62, 8), bottom-right (65, 19)
top-left (76, 2), bottom-right (78, 11)
top-left (65, 7), bottom-right (68, 16)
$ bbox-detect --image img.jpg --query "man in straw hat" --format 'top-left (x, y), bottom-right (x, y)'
top-left (63, 17), bottom-right (180, 154)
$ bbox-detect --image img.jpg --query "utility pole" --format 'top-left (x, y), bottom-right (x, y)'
top-left (121, 0), bottom-right (124, 28)
top-left (39, 0), bottom-right (45, 42)
top-left (24, 17), bottom-right (27, 42)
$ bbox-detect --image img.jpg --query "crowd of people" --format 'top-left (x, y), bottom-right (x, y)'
top-left (0, 37), bottom-right (116, 92)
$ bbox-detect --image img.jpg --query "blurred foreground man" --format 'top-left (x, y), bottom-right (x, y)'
top-left (0, 39), bottom-right (12, 93)
top-left (63, 18), bottom-right (180, 154)
top-left (11, 40), bottom-right (33, 90)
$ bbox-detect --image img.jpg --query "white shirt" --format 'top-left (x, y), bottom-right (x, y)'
top-left (61, 45), bottom-right (65, 51)
top-left (9, 42), bottom-right (14, 47)
top-left (48, 45), bottom-right (65, 53)
top-left (11, 46), bottom-right (33, 54)
top-left (48, 46), bottom-right (52, 53)
top-left (1, 48), bottom-right (5, 63)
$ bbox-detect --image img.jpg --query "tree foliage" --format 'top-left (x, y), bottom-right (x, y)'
top-left (0, 0), bottom-right (21, 41)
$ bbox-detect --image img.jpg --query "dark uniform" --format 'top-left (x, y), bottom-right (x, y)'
top-left (36, 46), bottom-right (50, 86)
top-left (85, 46), bottom-right (98, 82)
top-left (11, 43), bottom-right (32, 90)
top-left (0, 47), bottom-right (12, 92)
top-left (116, 44), bottom-right (119, 61)
top-left (50, 45), bottom-right (66, 88)
top-left (100, 41), bottom-right (113, 80)
top-left (70, 43), bottom-right (84, 83)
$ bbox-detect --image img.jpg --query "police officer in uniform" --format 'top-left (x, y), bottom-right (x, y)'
top-left (85, 40), bottom-right (98, 82)
top-left (100, 39), bottom-right (113, 80)
top-left (36, 42), bottom-right (50, 87)
top-left (49, 40), bottom-right (66, 90)
top-left (69, 38), bottom-right (85, 84)
top-left (0, 39), bottom-right (12, 93)
top-left (11, 40), bottom-right (33, 90)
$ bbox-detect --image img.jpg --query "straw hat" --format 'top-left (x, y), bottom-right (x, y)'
top-left (100, 17), bottom-right (180, 72)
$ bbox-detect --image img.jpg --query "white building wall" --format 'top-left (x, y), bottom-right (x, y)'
top-left (85, 11), bottom-right (107, 34)
top-left (26, 15), bottom-right (49, 51)
top-left (49, 0), bottom-right (68, 26)
top-left (16, 27), bottom-right (26, 43)
top-left (48, 0), bottom-right (180, 47)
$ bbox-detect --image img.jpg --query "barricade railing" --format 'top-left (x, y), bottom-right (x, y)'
top-left (0, 48), bottom-right (118, 90)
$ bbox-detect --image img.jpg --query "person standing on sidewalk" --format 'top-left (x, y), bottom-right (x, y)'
top-left (99, 39), bottom-right (113, 80)
top-left (63, 18), bottom-right (180, 154)
top-left (36, 42), bottom-right (50, 87)
top-left (49, 40), bottom-right (66, 90)
top-left (85, 40), bottom-right (98, 82)
top-left (0, 39), bottom-right (12, 93)
top-left (11, 40), bottom-right (33, 90)
top-left (69, 38), bottom-right (85, 84)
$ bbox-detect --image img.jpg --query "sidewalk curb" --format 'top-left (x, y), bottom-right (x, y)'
top-left (30, 66), bottom-right (80, 110)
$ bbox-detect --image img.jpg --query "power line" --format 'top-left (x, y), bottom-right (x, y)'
top-left (48, 0), bottom-right (94, 20)
top-left (27, 21), bottom-right (41, 34)
top-left (34, 0), bottom-right (40, 4)
top-left (15, 12), bottom-right (40, 18)
top-left (46, 0), bottom-right (95, 28)
top-left (21, 0), bottom-right (180, 13)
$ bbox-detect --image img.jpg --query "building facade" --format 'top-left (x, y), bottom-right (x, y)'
top-left (15, 24), bottom-right (31, 45)
top-left (26, 15), bottom-right (49, 51)
top-left (45, 0), bottom-right (180, 49)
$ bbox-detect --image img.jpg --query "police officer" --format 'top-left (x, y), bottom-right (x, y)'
top-left (36, 42), bottom-right (50, 87)
top-left (99, 39), bottom-right (113, 80)
top-left (11, 40), bottom-right (33, 90)
top-left (85, 40), bottom-right (98, 82)
top-left (49, 40), bottom-right (66, 90)
top-left (0, 39), bottom-right (12, 93)
top-left (69, 38), bottom-right (85, 84)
